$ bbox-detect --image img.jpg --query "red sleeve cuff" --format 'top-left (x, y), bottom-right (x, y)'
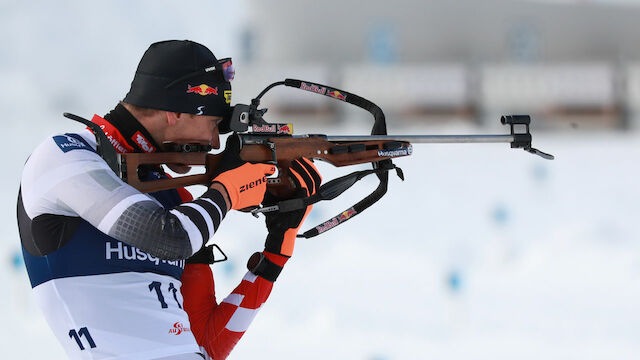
top-left (263, 251), bottom-right (289, 267)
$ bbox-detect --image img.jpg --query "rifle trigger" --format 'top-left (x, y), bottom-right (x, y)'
top-left (395, 166), bottom-right (405, 181)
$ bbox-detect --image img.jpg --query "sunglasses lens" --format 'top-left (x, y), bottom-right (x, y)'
top-left (220, 58), bottom-right (234, 81)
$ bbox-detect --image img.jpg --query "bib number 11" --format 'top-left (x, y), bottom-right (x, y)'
top-left (148, 281), bottom-right (182, 309)
top-left (69, 327), bottom-right (96, 350)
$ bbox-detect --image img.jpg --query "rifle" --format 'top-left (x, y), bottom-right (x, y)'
top-left (64, 79), bottom-right (553, 238)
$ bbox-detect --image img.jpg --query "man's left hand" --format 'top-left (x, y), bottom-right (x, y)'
top-left (263, 157), bottom-right (322, 257)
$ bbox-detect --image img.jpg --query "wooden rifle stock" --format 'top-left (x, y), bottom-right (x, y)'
top-left (123, 152), bottom-right (219, 193)
top-left (122, 136), bottom-right (413, 193)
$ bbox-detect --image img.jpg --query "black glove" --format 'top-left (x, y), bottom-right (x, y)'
top-left (263, 157), bottom-right (321, 257)
top-left (211, 135), bottom-right (244, 177)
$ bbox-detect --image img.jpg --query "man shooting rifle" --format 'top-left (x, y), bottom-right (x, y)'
top-left (17, 40), bottom-right (318, 360)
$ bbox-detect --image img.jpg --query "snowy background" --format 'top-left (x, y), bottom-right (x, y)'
top-left (1, 1), bottom-right (639, 359)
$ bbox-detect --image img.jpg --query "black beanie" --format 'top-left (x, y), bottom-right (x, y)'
top-left (123, 40), bottom-right (232, 117)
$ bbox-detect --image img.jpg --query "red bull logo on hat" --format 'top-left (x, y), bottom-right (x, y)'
top-left (224, 90), bottom-right (232, 104)
top-left (186, 84), bottom-right (218, 96)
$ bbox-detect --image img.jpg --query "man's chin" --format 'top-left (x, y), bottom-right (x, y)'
top-left (167, 163), bottom-right (192, 174)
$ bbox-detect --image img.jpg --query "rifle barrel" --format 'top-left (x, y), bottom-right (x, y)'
top-left (323, 134), bottom-right (514, 144)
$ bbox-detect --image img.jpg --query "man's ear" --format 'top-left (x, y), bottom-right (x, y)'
top-left (165, 111), bottom-right (181, 125)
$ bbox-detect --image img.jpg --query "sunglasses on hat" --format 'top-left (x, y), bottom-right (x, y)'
top-left (165, 57), bottom-right (234, 89)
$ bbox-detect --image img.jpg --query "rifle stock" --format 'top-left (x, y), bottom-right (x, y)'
top-left (123, 152), bottom-right (219, 193)
top-left (122, 136), bottom-right (413, 193)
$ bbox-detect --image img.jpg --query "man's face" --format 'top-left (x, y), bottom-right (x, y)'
top-left (164, 113), bottom-right (223, 149)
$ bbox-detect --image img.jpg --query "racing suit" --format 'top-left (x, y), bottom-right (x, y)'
top-left (17, 104), bottom-right (229, 359)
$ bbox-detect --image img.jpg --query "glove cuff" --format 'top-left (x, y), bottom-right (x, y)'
top-left (246, 252), bottom-right (283, 282)
top-left (263, 251), bottom-right (289, 266)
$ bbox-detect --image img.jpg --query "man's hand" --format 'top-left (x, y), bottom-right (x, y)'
top-left (264, 157), bottom-right (321, 257)
top-left (211, 136), bottom-right (275, 211)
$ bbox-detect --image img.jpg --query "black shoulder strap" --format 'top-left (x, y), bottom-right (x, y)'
top-left (63, 112), bottom-right (121, 175)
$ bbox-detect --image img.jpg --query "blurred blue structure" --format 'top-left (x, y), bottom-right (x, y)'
top-left (368, 354), bottom-right (391, 360)
top-left (532, 163), bottom-right (549, 184)
top-left (367, 22), bottom-right (397, 64)
top-left (491, 204), bottom-right (511, 226)
top-left (507, 22), bottom-right (541, 62)
top-left (446, 268), bottom-right (463, 294)
top-left (222, 259), bottom-right (235, 275)
top-left (10, 249), bottom-right (24, 272)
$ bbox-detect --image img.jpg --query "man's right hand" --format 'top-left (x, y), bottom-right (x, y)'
top-left (210, 136), bottom-right (275, 211)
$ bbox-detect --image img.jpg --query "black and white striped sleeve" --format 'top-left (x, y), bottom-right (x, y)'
top-left (169, 189), bottom-right (227, 253)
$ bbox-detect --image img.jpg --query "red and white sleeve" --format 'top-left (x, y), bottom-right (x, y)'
top-left (181, 252), bottom-right (288, 360)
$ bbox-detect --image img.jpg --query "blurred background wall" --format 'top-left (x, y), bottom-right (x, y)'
top-left (1, 0), bottom-right (638, 359)
top-left (233, 0), bottom-right (640, 130)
